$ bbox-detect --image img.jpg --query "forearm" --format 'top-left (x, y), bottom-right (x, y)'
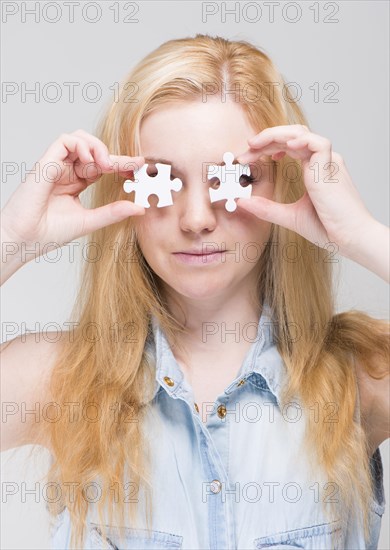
top-left (343, 218), bottom-right (390, 283)
top-left (1, 225), bottom-right (25, 286)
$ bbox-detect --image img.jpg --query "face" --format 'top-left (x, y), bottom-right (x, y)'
top-left (133, 98), bottom-right (274, 309)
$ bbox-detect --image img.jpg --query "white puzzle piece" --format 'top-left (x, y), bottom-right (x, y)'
top-left (123, 162), bottom-right (183, 208)
top-left (207, 151), bottom-right (252, 212)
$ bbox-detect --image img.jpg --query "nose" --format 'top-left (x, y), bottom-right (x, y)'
top-left (178, 182), bottom-right (217, 234)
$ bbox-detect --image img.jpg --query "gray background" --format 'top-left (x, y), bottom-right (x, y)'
top-left (1, 1), bottom-right (389, 548)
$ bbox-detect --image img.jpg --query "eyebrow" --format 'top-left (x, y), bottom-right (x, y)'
top-left (144, 156), bottom-right (234, 175)
top-left (144, 157), bottom-right (178, 166)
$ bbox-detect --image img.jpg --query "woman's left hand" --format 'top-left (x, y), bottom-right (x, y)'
top-left (236, 124), bottom-right (375, 258)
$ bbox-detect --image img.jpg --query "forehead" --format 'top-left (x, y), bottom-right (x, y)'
top-left (140, 98), bottom-right (254, 135)
top-left (139, 99), bottom-right (256, 167)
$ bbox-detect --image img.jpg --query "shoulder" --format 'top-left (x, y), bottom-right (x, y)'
top-left (354, 354), bottom-right (390, 456)
top-left (0, 331), bottom-right (69, 453)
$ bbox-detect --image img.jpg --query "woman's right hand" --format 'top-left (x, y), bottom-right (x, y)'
top-left (1, 129), bottom-right (145, 257)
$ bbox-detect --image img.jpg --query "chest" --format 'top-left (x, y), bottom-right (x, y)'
top-left (91, 387), bottom-right (366, 550)
top-left (51, 376), bottom-right (382, 550)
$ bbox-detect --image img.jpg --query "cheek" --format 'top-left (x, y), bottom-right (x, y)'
top-left (229, 211), bottom-right (272, 248)
top-left (133, 216), bottom-right (154, 255)
top-left (232, 205), bottom-right (269, 231)
top-left (248, 220), bottom-right (272, 242)
top-left (134, 207), bottom-right (161, 233)
top-left (134, 211), bottom-right (170, 258)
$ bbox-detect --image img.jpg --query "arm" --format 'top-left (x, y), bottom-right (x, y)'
top-left (341, 218), bottom-right (390, 284)
top-left (236, 125), bottom-right (389, 284)
top-left (0, 333), bottom-right (62, 453)
top-left (1, 226), bottom-right (26, 286)
top-left (355, 354), bottom-right (390, 456)
top-left (1, 129), bottom-right (145, 287)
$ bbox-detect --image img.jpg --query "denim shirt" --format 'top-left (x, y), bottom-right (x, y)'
top-left (49, 303), bottom-right (386, 549)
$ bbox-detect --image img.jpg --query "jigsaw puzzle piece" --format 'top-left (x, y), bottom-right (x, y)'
top-left (209, 184), bottom-right (252, 212)
top-left (207, 151), bottom-right (252, 212)
top-left (123, 164), bottom-right (151, 208)
top-left (153, 163), bottom-right (183, 208)
top-left (123, 162), bottom-right (183, 208)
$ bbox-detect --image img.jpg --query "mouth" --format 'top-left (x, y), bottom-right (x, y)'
top-left (172, 248), bottom-right (227, 265)
top-left (174, 248), bottom-right (227, 255)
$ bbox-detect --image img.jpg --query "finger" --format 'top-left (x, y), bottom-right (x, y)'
top-left (271, 151), bottom-right (286, 160)
top-left (72, 129), bottom-right (112, 168)
top-left (73, 158), bottom-right (102, 183)
top-left (107, 155), bottom-right (145, 175)
top-left (73, 132), bottom-right (144, 176)
top-left (286, 134), bottom-right (333, 188)
top-left (236, 196), bottom-right (297, 233)
top-left (237, 145), bottom-right (303, 164)
top-left (247, 143), bottom-right (308, 159)
top-left (81, 200), bottom-right (145, 236)
top-left (43, 134), bottom-right (94, 165)
top-left (236, 151), bottom-right (273, 164)
top-left (248, 125), bottom-right (308, 148)
top-left (75, 154), bottom-right (145, 184)
top-left (40, 135), bottom-right (97, 185)
top-left (43, 135), bottom-right (110, 183)
top-left (238, 133), bottom-right (332, 167)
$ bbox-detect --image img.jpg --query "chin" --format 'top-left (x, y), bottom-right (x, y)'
top-left (161, 276), bottom-right (221, 299)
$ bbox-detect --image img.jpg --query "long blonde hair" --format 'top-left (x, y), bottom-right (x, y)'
top-left (31, 34), bottom-right (388, 548)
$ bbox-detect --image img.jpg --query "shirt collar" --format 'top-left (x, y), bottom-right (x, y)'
top-left (145, 302), bottom-right (287, 408)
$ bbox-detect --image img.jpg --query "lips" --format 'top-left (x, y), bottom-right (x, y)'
top-left (172, 249), bottom-right (226, 265)
top-left (174, 248), bottom-right (226, 255)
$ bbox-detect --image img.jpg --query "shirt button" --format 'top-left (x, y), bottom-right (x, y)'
top-left (194, 402), bottom-right (199, 413)
top-left (163, 376), bottom-right (175, 387)
top-left (217, 404), bottom-right (226, 419)
top-left (210, 479), bottom-right (222, 494)
top-left (237, 378), bottom-right (246, 387)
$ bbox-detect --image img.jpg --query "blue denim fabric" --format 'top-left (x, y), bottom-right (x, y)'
top-left (49, 303), bottom-right (386, 549)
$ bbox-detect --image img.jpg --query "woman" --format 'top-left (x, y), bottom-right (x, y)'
top-left (1, 34), bottom-right (389, 549)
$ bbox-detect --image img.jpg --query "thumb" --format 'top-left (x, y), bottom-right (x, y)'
top-left (236, 196), bottom-right (297, 233)
top-left (81, 200), bottom-right (145, 235)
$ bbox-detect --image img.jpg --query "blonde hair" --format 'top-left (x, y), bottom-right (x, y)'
top-left (30, 34), bottom-right (388, 548)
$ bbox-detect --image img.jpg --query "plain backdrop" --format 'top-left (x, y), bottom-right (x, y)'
top-left (1, 1), bottom-right (389, 548)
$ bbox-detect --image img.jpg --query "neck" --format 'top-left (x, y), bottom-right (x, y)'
top-left (162, 276), bottom-right (263, 357)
